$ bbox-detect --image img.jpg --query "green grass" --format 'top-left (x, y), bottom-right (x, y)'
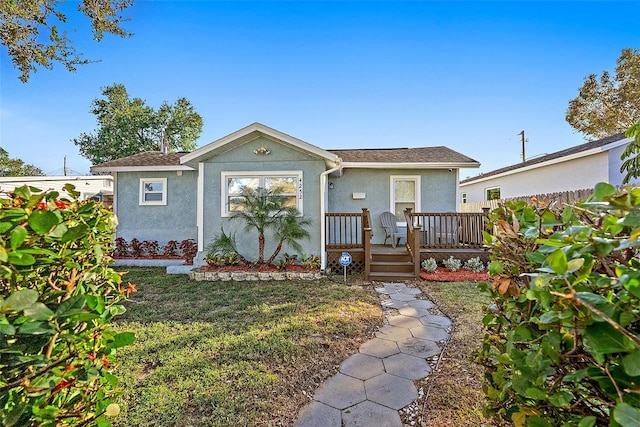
top-left (111, 268), bottom-right (382, 426)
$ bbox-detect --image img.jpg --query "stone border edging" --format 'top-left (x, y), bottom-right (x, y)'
top-left (189, 270), bottom-right (325, 281)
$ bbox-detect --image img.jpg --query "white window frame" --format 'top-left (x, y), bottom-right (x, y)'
top-left (390, 175), bottom-right (421, 226)
top-left (139, 178), bottom-right (167, 206)
top-left (461, 192), bottom-right (467, 204)
top-left (485, 186), bottom-right (501, 201)
top-left (221, 171), bottom-right (303, 217)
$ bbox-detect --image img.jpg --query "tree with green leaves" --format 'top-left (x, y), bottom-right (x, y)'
top-left (73, 84), bottom-right (203, 165)
top-left (566, 48), bottom-right (640, 140)
top-left (208, 187), bottom-right (311, 265)
top-left (0, 0), bottom-right (134, 83)
top-left (620, 119), bottom-right (640, 184)
top-left (0, 147), bottom-right (44, 176)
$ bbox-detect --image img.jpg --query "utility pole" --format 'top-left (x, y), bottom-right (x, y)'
top-left (518, 130), bottom-right (526, 163)
top-left (63, 156), bottom-right (67, 176)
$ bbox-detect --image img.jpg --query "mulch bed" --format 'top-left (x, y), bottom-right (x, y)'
top-left (420, 267), bottom-right (489, 282)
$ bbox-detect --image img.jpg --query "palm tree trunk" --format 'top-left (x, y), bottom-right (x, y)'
top-left (266, 240), bottom-right (284, 265)
top-left (258, 233), bottom-right (265, 264)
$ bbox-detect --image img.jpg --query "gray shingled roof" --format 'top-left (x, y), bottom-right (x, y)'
top-left (92, 146), bottom-right (479, 169)
top-left (460, 132), bottom-right (628, 184)
top-left (92, 152), bottom-right (188, 168)
top-left (328, 146), bottom-right (479, 164)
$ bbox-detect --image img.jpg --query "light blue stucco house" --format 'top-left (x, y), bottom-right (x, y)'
top-left (91, 123), bottom-right (480, 269)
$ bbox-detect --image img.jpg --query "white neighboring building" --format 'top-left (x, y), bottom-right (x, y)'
top-left (0, 175), bottom-right (114, 202)
top-left (460, 132), bottom-right (635, 203)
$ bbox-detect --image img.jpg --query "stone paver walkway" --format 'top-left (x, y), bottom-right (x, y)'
top-left (294, 282), bottom-right (451, 427)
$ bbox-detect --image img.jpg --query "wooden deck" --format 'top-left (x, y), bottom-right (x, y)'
top-left (325, 210), bottom-right (489, 280)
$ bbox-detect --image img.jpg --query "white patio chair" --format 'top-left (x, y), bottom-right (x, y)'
top-left (379, 211), bottom-right (407, 248)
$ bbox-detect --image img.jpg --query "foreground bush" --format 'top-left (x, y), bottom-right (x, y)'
top-left (478, 183), bottom-right (640, 426)
top-left (0, 185), bottom-right (134, 426)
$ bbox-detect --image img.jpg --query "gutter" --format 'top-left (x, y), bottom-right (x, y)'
top-left (319, 159), bottom-right (342, 270)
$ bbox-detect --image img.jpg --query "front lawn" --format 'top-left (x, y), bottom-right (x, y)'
top-left (111, 268), bottom-right (382, 426)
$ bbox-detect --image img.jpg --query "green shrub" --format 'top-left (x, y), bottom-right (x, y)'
top-left (477, 183), bottom-right (640, 426)
top-left (421, 258), bottom-right (438, 273)
top-left (0, 185), bottom-right (134, 426)
top-left (463, 256), bottom-right (485, 273)
top-left (442, 256), bottom-right (462, 272)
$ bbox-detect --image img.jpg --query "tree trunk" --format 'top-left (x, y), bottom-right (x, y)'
top-left (258, 233), bottom-right (265, 264)
top-left (266, 240), bottom-right (284, 265)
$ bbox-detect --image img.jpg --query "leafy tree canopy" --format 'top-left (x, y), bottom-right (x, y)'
top-left (0, 147), bottom-right (44, 176)
top-left (0, 0), bottom-right (134, 83)
top-left (566, 48), bottom-right (640, 140)
top-left (73, 84), bottom-right (203, 165)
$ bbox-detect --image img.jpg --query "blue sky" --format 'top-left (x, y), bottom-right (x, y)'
top-left (1, 1), bottom-right (638, 178)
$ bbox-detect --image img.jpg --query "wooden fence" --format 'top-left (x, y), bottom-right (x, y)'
top-left (459, 188), bottom-right (596, 213)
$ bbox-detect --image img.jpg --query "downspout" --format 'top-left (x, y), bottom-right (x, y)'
top-left (320, 159), bottom-right (342, 270)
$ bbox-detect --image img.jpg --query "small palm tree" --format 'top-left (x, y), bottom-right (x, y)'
top-left (228, 186), bottom-right (311, 265)
top-left (266, 210), bottom-right (312, 265)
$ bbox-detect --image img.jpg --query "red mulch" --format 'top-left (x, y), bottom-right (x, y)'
top-left (420, 267), bottom-right (489, 282)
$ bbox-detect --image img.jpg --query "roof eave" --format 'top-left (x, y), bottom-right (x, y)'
top-left (90, 165), bottom-right (196, 173)
top-left (341, 161), bottom-right (481, 169)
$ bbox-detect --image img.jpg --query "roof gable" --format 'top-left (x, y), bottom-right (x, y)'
top-left (180, 122), bottom-right (340, 168)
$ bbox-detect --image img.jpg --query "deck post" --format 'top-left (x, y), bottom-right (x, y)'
top-left (362, 208), bottom-right (372, 280)
top-left (363, 227), bottom-right (372, 280)
top-left (412, 221), bottom-right (420, 278)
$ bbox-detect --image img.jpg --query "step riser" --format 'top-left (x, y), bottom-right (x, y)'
top-left (370, 265), bottom-right (414, 273)
top-left (368, 273), bottom-right (416, 281)
top-left (372, 255), bottom-right (412, 263)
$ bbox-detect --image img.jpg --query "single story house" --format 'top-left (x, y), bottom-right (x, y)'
top-left (0, 175), bottom-right (114, 204)
top-left (459, 132), bottom-right (635, 203)
top-left (91, 122), bottom-right (480, 269)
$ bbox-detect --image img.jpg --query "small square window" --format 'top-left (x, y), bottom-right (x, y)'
top-left (140, 178), bottom-right (167, 206)
top-left (486, 187), bottom-right (500, 201)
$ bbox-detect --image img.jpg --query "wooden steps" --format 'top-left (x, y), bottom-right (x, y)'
top-left (368, 250), bottom-right (417, 281)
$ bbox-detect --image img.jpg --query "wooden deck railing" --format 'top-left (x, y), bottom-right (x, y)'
top-left (407, 209), bottom-right (490, 249)
top-left (325, 208), bottom-right (371, 248)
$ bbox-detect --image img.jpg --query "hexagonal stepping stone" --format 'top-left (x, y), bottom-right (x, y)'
top-left (359, 338), bottom-right (400, 358)
top-left (313, 373), bottom-right (366, 410)
top-left (398, 306), bottom-right (431, 318)
top-left (387, 315), bottom-right (422, 329)
top-left (364, 373), bottom-right (418, 410)
top-left (294, 401), bottom-right (342, 427)
top-left (381, 299), bottom-right (409, 309)
top-left (383, 353), bottom-right (432, 380)
top-left (340, 353), bottom-right (385, 380)
top-left (409, 325), bottom-right (450, 342)
top-left (375, 325), bottom-right (412, 341)
top-left (389, 292), bottom-right (416, 302)
top-left (419, 314), bottom-right (452, 328)
top-left (341, 400), bottom-right (402, 427)
top-left (397, 337), bottom-right (441, 358)
top-left (375, 283), bottom-right (407, 295)
top-left (407, 299), bottom-right (434, 310)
